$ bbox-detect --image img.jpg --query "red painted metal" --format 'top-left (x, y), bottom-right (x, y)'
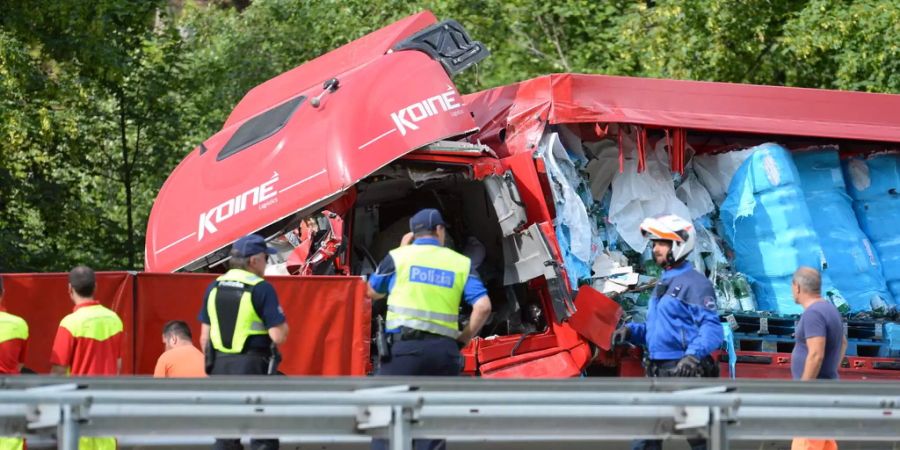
top-left (463, 73), bottom-right (900, 159)
top-left (616, 350), bottom-right (900, 381)
top-left (567, 287), bottom-right (623, 351)
top-left (477, 332), bottom-right (559, 366)
top-left (223, 11), bottom-right (439, 128)
top-left (499, 152), bottom-right (553, 225)
top-left (480, 346), bottom-right (581, 378)
top-left (719, 351), bottom-right (900, 381)
top-left (146, 25), bottom-right (477, 273)
top-left (401, 153), bottom-right (505, 179)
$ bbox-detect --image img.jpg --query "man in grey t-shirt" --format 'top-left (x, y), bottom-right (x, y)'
top-left (791, 267), bottom-right (847, 380)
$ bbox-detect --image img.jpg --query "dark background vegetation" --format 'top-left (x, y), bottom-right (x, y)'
top-left (1, 0), bottom-right (897, 271)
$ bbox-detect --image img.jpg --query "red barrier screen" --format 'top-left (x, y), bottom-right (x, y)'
top-left (2, 272), bottom-right (134, 374)
top-left (134, 273), bottom-right (370, 375)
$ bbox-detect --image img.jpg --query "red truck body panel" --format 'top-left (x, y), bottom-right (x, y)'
top-left (462, 73), bottom-right (900, 158)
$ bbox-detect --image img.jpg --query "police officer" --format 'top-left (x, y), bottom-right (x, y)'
top-left (368, 208), bottom-right (491, 449)
top-left (199, 234), bottom-right (289, 450)
top-left (612, 214), bottom-right (723, 450)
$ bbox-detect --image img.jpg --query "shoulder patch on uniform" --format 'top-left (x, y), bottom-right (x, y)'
top-left (702, 295), bottom-right (718, 311)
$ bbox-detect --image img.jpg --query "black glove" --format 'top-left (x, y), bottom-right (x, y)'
top-left (674, 354), bottom-right (702, 377)
top-left (611, 326), bottom-right (629, 346)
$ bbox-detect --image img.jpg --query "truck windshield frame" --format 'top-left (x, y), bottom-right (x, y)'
top-left (217, 96), bottom-right (306, 161)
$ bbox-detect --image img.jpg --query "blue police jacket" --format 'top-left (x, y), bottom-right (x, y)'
top-left (626, 262), bottom-right (724, 360)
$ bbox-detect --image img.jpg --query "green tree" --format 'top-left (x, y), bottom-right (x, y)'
top-left (1, 0), bottom-right (187, 270)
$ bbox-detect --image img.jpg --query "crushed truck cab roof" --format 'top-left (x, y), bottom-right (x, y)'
top-left (145, 12), bottom-right (487, 272)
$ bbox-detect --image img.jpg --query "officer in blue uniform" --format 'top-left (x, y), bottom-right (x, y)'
top-left (199, 234), bottom-right (289, 450)
top-left (368, 208), bottom-right (491, 450)
top-left (613, 214), bottom-right (723, 450)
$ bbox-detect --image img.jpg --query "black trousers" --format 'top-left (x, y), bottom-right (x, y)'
top-left (377, 335), bottom-right (462, 376)
top-left (372, 335), bottom-right (461, 450)
top-left (631, 357), bottom-right (719, 450)
top-left (211, 353), bottom-right (278, 450)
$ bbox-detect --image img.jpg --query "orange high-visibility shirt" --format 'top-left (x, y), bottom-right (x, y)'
top-left (153, 345), bottom-right (206, 378)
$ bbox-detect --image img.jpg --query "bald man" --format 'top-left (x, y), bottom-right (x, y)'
top-left (790, 267), bottom-right (847, 450)
top-left (791, 267), bottom-right (847, 381)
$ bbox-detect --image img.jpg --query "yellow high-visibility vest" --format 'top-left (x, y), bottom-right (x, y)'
top-left (208, 269), bottom-right (268, 353)
top-left (385, 244), bottom-right (470, 338)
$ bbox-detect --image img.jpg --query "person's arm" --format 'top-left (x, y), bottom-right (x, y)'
top-left (801, 336), bottom-right (827, 381)
top-left (367, 255), bottom-right (395, 301)
top-left (457, 274), bottom-right (492, 346)
top-left (840, 335), bottom-right (848, 361)
top-left (49, 324), bottom-right (74, 376)
top-left (17, 338), bottom-right (27, 373)
top-left (197, 283), bottom-right (215, 353)
top-left (458, 296), bottom-right (491, 346)
top-left (626, 322), bottom-right (647, 346)
top-left (114, 329), bottom-right (123, 375)
top-left (268, 322), bottom-right (289, 345)
top-left (367, 285), bottom-right (386, 300)
top-left (199, 323), bottom-right (211, 355)
top-left (255, 282), bottom-right (289, 345)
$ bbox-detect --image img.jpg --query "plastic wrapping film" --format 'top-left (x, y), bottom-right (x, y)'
top-left (793, 148), bottom-right (893, 312)
top-left (537, 131), bottom-right (603, 287)
top-left (694, 148), bottom-right (755, 205)
top-left (843, 153), bottom-right (900, 305)
top-left (719, 143), bottom-right (829, 315)
top-left (886, 322), bottom-right (900, 354)
top-left (609, 131), bottom-right (691, 253)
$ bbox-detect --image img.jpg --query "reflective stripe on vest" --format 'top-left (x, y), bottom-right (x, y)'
top-left (385, 244), bottom-right (470, 339)
top-left (0, 437), bottom-right (23, 450)
top-left (59, 305), bottom-right (123, 341)
top-left (208, 269), bottom-right (268, 354)
top-left (78, 436), bottom-right (116, 450)
top-left (0, 312), bottom-right (28, 343)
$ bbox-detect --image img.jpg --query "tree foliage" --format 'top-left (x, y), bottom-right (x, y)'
top-left (0, 0), bottom-right (897, 271)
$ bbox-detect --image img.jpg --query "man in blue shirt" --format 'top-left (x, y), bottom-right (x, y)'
top-left (613, 214), bottom-right (723, 450)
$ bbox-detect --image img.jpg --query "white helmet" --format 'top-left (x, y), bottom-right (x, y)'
top-left (640, 214), bottom-right (696, 267)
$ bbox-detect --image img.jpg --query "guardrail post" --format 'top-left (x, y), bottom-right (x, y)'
top-left (389, 405), bottom-right (412, 450)
top-left (58, 404), bottom-right (79, 450)
top-left (708, 407), bottom-right (729, 450)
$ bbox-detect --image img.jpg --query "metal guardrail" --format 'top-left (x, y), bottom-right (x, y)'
top-left (1, 377), bottom-right (898, 450)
